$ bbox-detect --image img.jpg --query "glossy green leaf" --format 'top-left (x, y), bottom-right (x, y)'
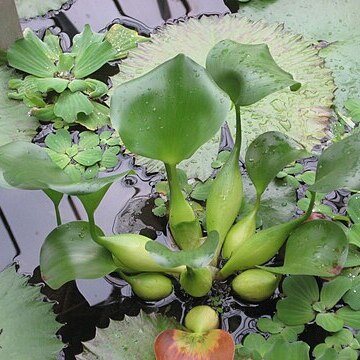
top-left (34, 77), bottom-right (69, 93)
top-left (111, 15), bottom-right (333, 176)
top-left (206, 40), bottom-right (300, 106)
top-left (336, 306), bottom-right (360, 329)
top-left (74, 148), bottom-right (103, 166)
top-left (145, 231), bottom-right (218, 268)
top-left (347, 194), bottom-right (360, 224)
top-left (77, 101), bottom-right (111, 130)
top-left (245, 131), bottom-right (309, 196)
top-left (15, 0), bottom-right (69, 19)
top-left (105, 23), bottom-right (150, 59)
top-left (72, 34), bottom-right (116, 78)
top-left (310, 132), bottom-right (360, 193)
top-left (343, 276), bottom-right (360, 310)
top-left (40, 221), bottom-right (116, 289)
top-left (77, 311), bottom-right (180, 360)
top-left (264, 340), bottom-right (310, 360)
top-left (320, 276), bottom-right (352, 309)
top-left (45, 128), bottom-right (71, 153)
top-left (0, 66), bottom-right (38, 146)
top-left (261, 220), bottom-right (348, 276)
top-left (7, 28), bottom-right (57, 77)
top-left (111, 54), bottom-right (230, 165)
top-left (54, 90), bottom-right (94, 123)
top-left (0, 266), bottom-right (62, 358)
top-left (315, 313), bottom-right (344, 333)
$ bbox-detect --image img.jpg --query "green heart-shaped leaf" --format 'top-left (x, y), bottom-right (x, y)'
top-left (145, 231), bottom-right (218, 268)
top-left (245, 131), bottom-right (309, 196)
top-left (336, 306), bottom-right (360, 329)
top-left (320, 276), bottom-right (352, 309)
top-left (315, 313), bottom-right (344, 332)
top-left (260, 220), bottom-right (348, 276)
top-left (40, 221), bottom-right (116, 289)
top-left (54, 89), bottom-right (94, 123)
top-left (206, 39), bottom-right (300, 106)
top-left (310, 132), bottom-right (360, 193)
top-left (7, 28), bottom-right (57, 77)
top-left (111, 54), bottom-right (230, 165)
top-left (154, 329), bottom-right (235, 360)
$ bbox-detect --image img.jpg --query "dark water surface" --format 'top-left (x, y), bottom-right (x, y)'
top-left (0, 1), bottom-right (341, 358)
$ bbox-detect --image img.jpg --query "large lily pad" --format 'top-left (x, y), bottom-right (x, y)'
top-left (239, 0), bottom-right (360, 110)
top-left (15, 0), bottom-right (69, 19)
top-left (110, 15), bottom-right (334, 179)
top-left (0, 65), bottom-right (39, 146)
top-left (0, 266), bottom-right (63, 359)
top-left (77, 311), bottom-right (181, 360)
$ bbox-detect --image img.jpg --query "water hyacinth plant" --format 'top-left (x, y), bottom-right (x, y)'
top-left (3, 21), bottom-right (360, 359)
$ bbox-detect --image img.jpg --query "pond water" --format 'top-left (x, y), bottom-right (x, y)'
top-left (0, 1), bottom-right (350, 359)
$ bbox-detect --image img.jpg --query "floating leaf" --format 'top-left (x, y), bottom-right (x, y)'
top-left (110, 15), bottom-right (333, 176)
top-left (15, 0), bottom-right (69, 19)
top-left (77, 312), bottom-right (181, 360)
top-left (336, 306), bottom-right (360, 330)
top-left (315, 313), bottom-right (344, 333)
top-left (345, 99), bottom-right (360, 122)
top-left (260, 220), bottom-right (348, 277)
top-left (0, 66), bottom-right (39, 146)
top-left (155, 329), bottom-right (235, 360)
top-left (34, 77), bottom-right (69, 93)
top-left (7, 28), bottom-right (57, 77)
top-left (54, 89), bottom-right (94, 123)
top-left (78, 131), bottom-right (100, 149)
top-left (74, 148), bottom-right (103, 166)
top-left (206, 40), bottom-right (300, 106)
top-left (105, 23), bottom-right (150, 59)
top-left (0, 266), bottom-right (62, 358)
top-left (319, 276), bottom-right (352, 309)
top-left (111, 54), bottom-right (230, 165)
top-left (77, 101), bottom-right (111, 130)
top-left (239, 0), bottom-right (360, 110)
top-left (343, 276), bottom-right (360, 310)
top-left (45, 128), bottom-right (71, 153)
top-left (310, 132), bottom-right (360, 193)
top-left (145, 231), bottom-right (218, 268)
top-left (245, 131), bottom-right (309, 196)
top-left (40, 221), bottom-right (116, 289)
top-left (264, 340), bottom-right (310, 360)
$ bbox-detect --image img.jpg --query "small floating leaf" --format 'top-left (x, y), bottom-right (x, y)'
top-left (45, 128), bottom-right (71, 153)
top-left (315, 313), bottom-right (343, 333)
top-left (260, 220), bottom-right (348, 277)
top-left (40, 221), bottom-right (116, 289)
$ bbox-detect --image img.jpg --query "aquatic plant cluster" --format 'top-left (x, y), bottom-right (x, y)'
top-left (1, 9), bottom-right (360, 360)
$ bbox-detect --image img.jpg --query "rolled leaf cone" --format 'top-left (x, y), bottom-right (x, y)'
top-left (222, 206), bottom-right (257, 259)
top-left (232, 269), bottom-right (281, 302)
top-left (206, 149), bottom-right (243, 264)
top-left (120, 272), bottom-right (173, 301)
top-left (180, 267), bottom-right (213, 297)
top-left (218, 216), bottom-right (305, 279)
top-left (96, 234), bottom-right (185, 274)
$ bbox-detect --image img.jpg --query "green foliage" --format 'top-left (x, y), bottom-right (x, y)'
top-left (6, 24), bottom-right (147, 130)
top-left (40, 221), bottom-right (117, 289)
top-left (260, 220), bottom-right (348, 277)
top-left (45, 129), bottom-right (120, 180)
top-left (276, 275), bottom-right (356, 332)
top-left (77, 311), bottom-right (181, 360)
top-left (110, 15), bottom-right (333, 178)
top-left (345, 99), bottom-right (360, 123)
top-left (15, 0), bottom-right (68, 19)
top-left (0, 266), bottom-right (63, 359)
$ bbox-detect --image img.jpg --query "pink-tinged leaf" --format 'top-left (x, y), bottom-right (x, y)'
top-left (154, 329), bottom-right (235, 360)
